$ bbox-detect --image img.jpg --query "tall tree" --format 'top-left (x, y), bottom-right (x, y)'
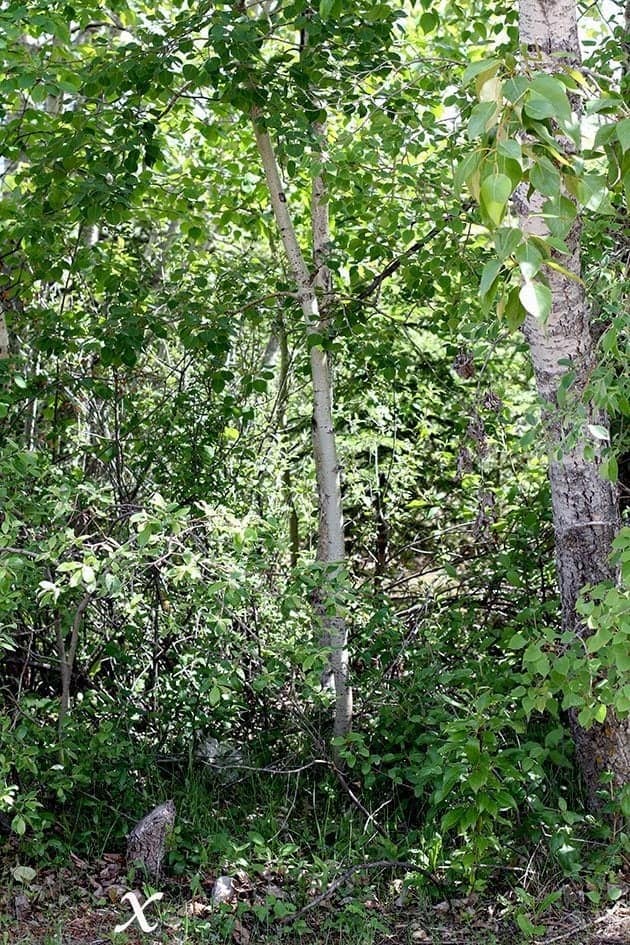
top-left (518, 0), bottom-right (628, 805)
top-left (252, 113), bottom-right (352, 746)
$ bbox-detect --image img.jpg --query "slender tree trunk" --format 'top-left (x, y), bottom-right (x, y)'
top-left (278, 322), bottom-right (300, 567)
top-left (518, 0), bottom-right (628, 806)
top-left (0, 311), bottom-right (8, 359)
top-left (252, 114), bottom-right (352, 745)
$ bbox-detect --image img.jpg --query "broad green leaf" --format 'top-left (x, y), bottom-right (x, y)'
top-left (493, 227), bottom-right (522, 261)
top-left (478, 75), bottom-right (502, 103)
top-left (519, 281), bottom-right (552, 320)
top-left (480, 173), bottom-right (512, 225)
top-left (524, 93), bottom-right (556, 121)
top-left (515, 242), bottom-right (543, 280)
top-left (504, 286), bottom-right (527, 330)
top-left (530, 74), bottom-right (571, 123)
top-left (479, 258), bottom-right (502, 299)
top-left (467, 102), bottom-right (498, 140)
top-left (585, 96), bottom-right (621, 114)
top-left (420, 11), bottom-right (438, 32)
top-left (468, 767), bottom-right (488, 793)
top-left (462, 58), bottom-right (500, 86)
top-left (594, 123), bottom-right (617, 149)
top-left (497, 140), bottom-right (522, 166)
top-left (542, 195), bottom-right (577, 238)
top-left (529, 157), bottom-right (561, 197)
top-left (82, 564), bottom-right (95, 584)
top-left (503, 75), bottom-right (529, 103)
top-left (601, 455), bottom-right (618, 482)
top-left (616, 118), bottom-right (630, 152)
top-left (577, 173), bottom-right (608, 212)
top-left (588, 424), bottom-right (609, 441)
top-left (586, 626), bottom-right (612, 652)
top-left (319, 0), bottom-right (334, 19)
top-left (454, 149), bottom-right (483, 196)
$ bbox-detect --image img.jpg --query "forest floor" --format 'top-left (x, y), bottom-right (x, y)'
top-left (1, 856), bottom-right (628, 945)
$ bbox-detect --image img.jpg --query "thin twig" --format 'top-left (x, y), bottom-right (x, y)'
top-left (277, 859), bottom-right (448, 925)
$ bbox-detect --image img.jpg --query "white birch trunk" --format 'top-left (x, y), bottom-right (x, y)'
top-left (252, 114), bottom-right (352, 744)
top-left (519, 0), bottom-right (629, 805)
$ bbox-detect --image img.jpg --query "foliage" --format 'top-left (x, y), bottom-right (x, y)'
top-left (0, 0), bottom-right (628, 932)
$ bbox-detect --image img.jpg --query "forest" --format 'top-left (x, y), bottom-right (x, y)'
top-left (0, 0), bottom-right (628, 942)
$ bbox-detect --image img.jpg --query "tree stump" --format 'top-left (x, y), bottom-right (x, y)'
top-left (126, 800), bottom-right (175, 878)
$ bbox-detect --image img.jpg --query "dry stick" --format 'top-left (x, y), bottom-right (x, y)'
top-left (277, 859), bottom-right (448, 925)
top-left (330, 761), bottom-right (390, 842)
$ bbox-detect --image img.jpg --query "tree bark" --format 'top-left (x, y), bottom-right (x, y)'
top-left (0, 310), bottom-right (8, 359)
top-left (278, 322), bottom-right (300, 567)
top-left (518, 0), bottom-right (628, 806)
top-left (252, 113), bottom-right (352, 745)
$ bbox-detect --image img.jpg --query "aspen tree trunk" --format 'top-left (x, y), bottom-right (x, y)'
top-left (252, 114), bottom-right (352, 744)
top-left (519, 0), bottom-right (629, 806)
top-left (0, 311), bottom-right (8, 359)
top-left (278, 323), bottom-right (300, 568)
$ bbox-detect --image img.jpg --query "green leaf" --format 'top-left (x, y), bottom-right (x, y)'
top-left (479, 258), bottom-right (502, 299)
top-left (497, 140), bottom-right (522, 166)
top-left (504, 285), bottom-right (527, 330)
top-left (516, 913), bottom-right (539, 938)
top-left (529, 157), bottom-right (561, 197)
top-left (615, 118), bottom-right (630, 152)
top-left (530, 74), bottom-right (571, 123)
top-left (542, 195), bottom-right (577, 238)
top-left (209, 685), bottom-right (221, 706)
top-left (601, 455), bottom-right (618, 482)
top-left (515, 242), bottom-right (543, 280)
top-left (462, 59), bottom-right (500, 86)
top-left (468, 767), bottom-right (488, 793)
top-left (519, 281), bottom-right (552, 321)
top-left (524, 93), bottom-right (556, 121)
top-left (319, 0), bottom-right (334, 19)
top-left (508, 632), bottom-right (527, 649)
top-left (594, 123), bottom-right (617, 149)
top-left (480, 173), bottom-right (512, 225)
top-left (467, 102), bottom-right (498, 140)
top-left (82, 564), bottom-right (95, 584)
top-left (586, 626), bottom-right (613, 652)
top-left (494, 227), bottom-right (522, 261)
top-left (588, 424), bottom-right (609, 441)
top-left (454, 150), bottom-right (483, 196)
top-left (578, 173), bottom-right (608, 212)
top-left (420, 11), bottom-right (438, 33)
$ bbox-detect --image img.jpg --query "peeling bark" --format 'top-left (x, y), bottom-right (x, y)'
top-left (518, 0), bottom-right (628, 806)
